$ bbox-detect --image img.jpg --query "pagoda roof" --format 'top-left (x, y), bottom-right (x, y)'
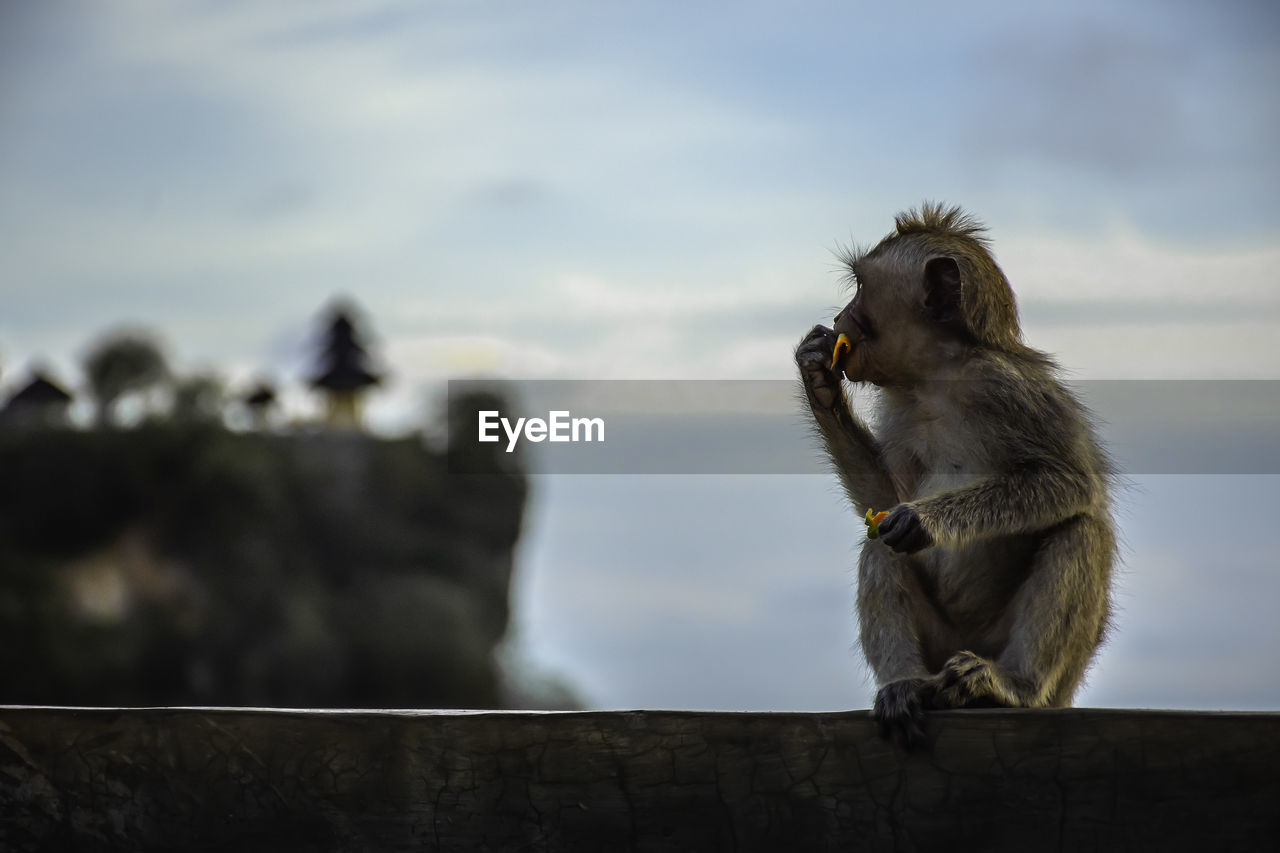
top-left (4, 374), bottom-right (72, 408)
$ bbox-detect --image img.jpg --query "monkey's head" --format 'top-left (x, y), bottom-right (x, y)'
top-left (832, 203), bottom-right (1022, 385)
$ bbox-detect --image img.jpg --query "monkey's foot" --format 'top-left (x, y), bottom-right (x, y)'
top-left (929, 651), bottom-right (1020, 709)
top-left (872, 677), bottom-right (931, 749)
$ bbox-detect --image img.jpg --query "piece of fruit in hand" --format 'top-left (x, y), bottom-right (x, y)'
top-left (864, 508), bottom-right (889, 539)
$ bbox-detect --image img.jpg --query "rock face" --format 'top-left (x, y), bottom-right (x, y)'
top-left (0, 424), bottom-right (527, 708)
top-left (0, 707), bottom-right (1276, 852)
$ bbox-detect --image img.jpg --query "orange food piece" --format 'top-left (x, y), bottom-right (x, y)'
top-left (831, 333), bottom-right (852, 370)
top-left (864, 508), bottom-right (889, 538)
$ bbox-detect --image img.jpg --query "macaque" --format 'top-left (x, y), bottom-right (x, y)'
top-left (796, 203), bottom-right (1115, 747)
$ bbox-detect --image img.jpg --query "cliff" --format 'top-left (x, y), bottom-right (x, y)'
top-left (0, 424), bottom-right (528, 708)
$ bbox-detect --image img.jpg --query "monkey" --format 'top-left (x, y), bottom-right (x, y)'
top-left (795, 203), bottom-right (1115, 747)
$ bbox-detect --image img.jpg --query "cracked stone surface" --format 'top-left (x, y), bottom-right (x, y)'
top-left (0, 708), bottom-right (1277, 851)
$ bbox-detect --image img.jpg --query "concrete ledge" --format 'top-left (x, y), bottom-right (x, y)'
top-left (1, 706), bottom-right (1276, 851)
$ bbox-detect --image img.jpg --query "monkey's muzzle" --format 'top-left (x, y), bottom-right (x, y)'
top-left (831, 333), bottom-right (852, 370)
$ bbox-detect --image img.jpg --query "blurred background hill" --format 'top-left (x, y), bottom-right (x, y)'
top-left (0, 306), bottom-right (576, 710)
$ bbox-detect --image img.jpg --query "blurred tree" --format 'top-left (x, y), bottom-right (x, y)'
top-left (308, 301), bottom-right (382, 430)
top-left (242, 381), bottom-right (278, 431)
top-left (171, 372), bottom-right (225, 427)
top-left (83, 331), bottom-right (169, 428)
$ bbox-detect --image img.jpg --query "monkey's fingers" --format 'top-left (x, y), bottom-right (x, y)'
top-left (796, 325), bottom-right (837, 364)
top-left (797, 325), bottom-right (846, 410)
top-left (873, 679), bottom-right (928, 749)
top-left (831, 333), bottom-right (852, 370)
top-left (878, 505), bottom-right (934, 553)
top-left (884, 710), bottom-right (926, 749)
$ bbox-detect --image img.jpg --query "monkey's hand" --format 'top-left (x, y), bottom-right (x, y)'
top-left (796, 325), bottom-right (843, 411)
top-left (877, 505), bottom-right (934, 554)
top-left (872, 677), bottom-right (932, 749)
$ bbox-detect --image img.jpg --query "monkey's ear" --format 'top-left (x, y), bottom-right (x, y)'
top-left (923, 256), bottom-right (964, 325)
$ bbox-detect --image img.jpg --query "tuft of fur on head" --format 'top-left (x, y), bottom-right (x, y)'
top-left (893, 201), bottom-right (992, 249)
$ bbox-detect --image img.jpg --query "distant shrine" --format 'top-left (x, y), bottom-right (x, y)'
top-left (1, 299), bottom-right (391, 433)
top-left (0, 370), bottom-right (72, 429)
top-left (308, 303), bottom-right (383, 430)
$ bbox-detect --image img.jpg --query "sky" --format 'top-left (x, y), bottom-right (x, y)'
top-left (1, 0), bottom-right (1278, 710)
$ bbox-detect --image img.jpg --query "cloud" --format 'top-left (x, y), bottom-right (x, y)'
top-left (966, 28), bottom-right (1187, 177)
top-left (467, 178), bottom-right (551, 210)
top-left (1083, 480), bottom-right (1280, 709)
top-left (1029, 323), bottom-right (1280, 379)
top-left (1001, 232), bottom-right (1280, 377)
top-left (1000, 232), bottom-right (1280, 303)
top-left (951, 10), bottom-right (1280, 240)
